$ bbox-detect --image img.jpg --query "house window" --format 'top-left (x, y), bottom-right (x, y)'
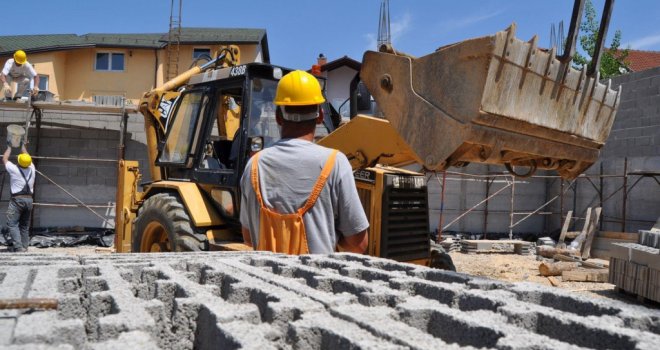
top-left (95, 52), bottom-right (125, 71)
top-left (38, 75), bottom-right (49, 91)
top-left (193, 48), bottom-right (211, 59)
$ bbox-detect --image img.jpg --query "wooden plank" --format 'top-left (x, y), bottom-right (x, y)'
top-left (554, 254), bottom-right (605, 269)
top-left (547, 276), bottom-right (561, 286)
top-left (597, 231), bottom-right (639, 241)
top-left (562, 269), bottom-right (609, 282)
top-left (581, 207), bottom-right (602, 259)
top-left (558, 210), bottom-right (573, 245)
top-left (585, 258), bottom-right (610, 268)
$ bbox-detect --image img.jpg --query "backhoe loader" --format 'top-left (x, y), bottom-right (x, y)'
top-left (115, 0), bottom-right (619, 267)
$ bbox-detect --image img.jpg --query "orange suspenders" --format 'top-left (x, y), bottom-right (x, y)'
top-left (250, 150), bottom-right (338, 254)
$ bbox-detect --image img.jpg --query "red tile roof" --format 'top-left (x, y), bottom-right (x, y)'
top-left (622, 49), bottom-right (660, 72)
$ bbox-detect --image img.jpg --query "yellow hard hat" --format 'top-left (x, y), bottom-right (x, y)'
top-left (18, 153), bottom-right (32, 168)
top-left (274, 70), bottom-right (325, 106)
top-left (14, 50), bottom-right (27, 65)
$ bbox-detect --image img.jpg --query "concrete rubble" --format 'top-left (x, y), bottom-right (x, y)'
top-left (0, 252), bottom-right (658, 349)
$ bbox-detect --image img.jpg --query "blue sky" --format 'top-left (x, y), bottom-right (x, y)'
top-left (1, 0), bottom-right (659, 70)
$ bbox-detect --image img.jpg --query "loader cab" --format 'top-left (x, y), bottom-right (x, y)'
top-left (154, 63), bottom-right (335, 224)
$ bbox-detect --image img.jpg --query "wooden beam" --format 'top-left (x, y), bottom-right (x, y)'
top-left (562, 269), bottom-right (609, 282)
top-left (547, 276), bottom-right (562, 286)
top-left (558, 210), bottom-right (573, 246)
top-left (597, 231), bottom-right (639, 240)
top-left (581, 207), bottom-right (602, 259)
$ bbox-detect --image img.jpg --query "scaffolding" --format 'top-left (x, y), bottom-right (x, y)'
top-left (432, 161), bottom-right (660, 240)
top-left (0, 101), bottom-right (133, 230)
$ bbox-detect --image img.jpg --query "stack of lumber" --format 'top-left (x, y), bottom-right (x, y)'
top-left (609, 230), bottom-right (660, 303)
top-left (538, 255), bottom-right (609, 283)
top-left (460, 240), bottom-right (531, 255)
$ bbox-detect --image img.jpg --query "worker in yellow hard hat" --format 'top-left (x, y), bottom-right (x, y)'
top-left (2, 136), bottom-right (35, 252)
top-left (1, 50), bottom-right (40, 100)
top-left (239, 70), bottom-right (369, 255)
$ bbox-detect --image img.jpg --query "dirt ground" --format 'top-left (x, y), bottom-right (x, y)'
top-left (448, 251), bottom-right (647, 305)
top-left (3, 245), bottom-right (650, 307)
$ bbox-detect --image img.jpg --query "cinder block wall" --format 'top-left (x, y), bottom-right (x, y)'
top-left (0, 106), bottom-right (148, 229)
top-left (541, 68), bottom-right (660, 235)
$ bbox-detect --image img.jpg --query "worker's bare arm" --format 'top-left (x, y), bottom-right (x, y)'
top-left (0, 74), bottom-right (6, 84)
top-left (2, 146), bottom-right (11, 165)
top-left (337, 230), bottom-right (368, 254)
top-left (241, 226), bottom-right (253, 247)
top-left (33, 75), bottom-right (40, 92)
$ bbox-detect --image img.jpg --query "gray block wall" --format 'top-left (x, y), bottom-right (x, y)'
top-left (0, 106), bottom-right (149, 229)
top-left (544, 67), bottom-right (660, 234)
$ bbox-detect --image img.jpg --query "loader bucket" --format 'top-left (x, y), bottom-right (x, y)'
top-left (360, 24), bottom-right (620, 179)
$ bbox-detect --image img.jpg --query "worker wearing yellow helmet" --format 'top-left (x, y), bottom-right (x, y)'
top-left (239, 70), bottom-right (369, 255)
top-left (1, 50), bottom-right (40, 100)
top-left (2, 135), bottom-right (35, 252)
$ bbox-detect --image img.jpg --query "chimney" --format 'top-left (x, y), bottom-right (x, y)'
top-left (317, 53), bottom-right (327, 66)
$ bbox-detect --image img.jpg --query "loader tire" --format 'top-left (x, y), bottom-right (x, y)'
top-left (430, 244), bottom-right (456, 271)
top-left (132, 193), bottom-right (207, 252)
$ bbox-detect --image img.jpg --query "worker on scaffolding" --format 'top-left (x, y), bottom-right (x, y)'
top-left (2, 138), bottom-right (35, 252)
top-left (1, 50), bottom-right (39, 100)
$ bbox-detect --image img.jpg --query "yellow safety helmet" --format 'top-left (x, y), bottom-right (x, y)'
top-left (18, 153), bottom-right (32, 168)
top-left (274, 70), bottom-right (325, 106)
top-left (13, 50), bottom-right (27, 65)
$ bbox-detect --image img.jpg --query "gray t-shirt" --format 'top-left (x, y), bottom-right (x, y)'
top-left (240, 138), bottom-right (369, 254)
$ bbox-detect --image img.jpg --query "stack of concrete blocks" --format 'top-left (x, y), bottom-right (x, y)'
top-left (2, 252), bottom-right (659, 348)
top-left (609, 230), bottom-right (660, 302)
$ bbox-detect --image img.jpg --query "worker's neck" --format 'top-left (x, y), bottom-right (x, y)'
top-left (280, 129), bottom-right (315, 142)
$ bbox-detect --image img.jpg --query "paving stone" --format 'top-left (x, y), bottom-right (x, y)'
top-left (0, 252), bottom-right (659, 349)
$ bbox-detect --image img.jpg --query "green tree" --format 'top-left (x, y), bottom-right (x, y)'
top-left (572, 0), bottom-right (629, 78)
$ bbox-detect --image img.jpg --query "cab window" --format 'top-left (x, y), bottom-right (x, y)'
top-left (159, 91), bottom-right (209, 164)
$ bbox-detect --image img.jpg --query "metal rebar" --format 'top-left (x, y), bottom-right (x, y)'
top-left (0, 298), bottom-right (58, 310)
top-left (35, 169), bottom-right (114, 228)
top-left (622, 157), bottom-right (627, 232)
top-left (32, 203), bottom-right (114, 208)
top-left (443, 180), bottom-right (512, 231)
top-left (510, 180), bottom-right (576, 229)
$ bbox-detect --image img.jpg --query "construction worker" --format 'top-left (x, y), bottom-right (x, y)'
top-left (2, 140), bottom-right (35, 252)
top-left (1, 50), bottom-right (40, 100)
top-left (240, 70), bottom-right (369, 254)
